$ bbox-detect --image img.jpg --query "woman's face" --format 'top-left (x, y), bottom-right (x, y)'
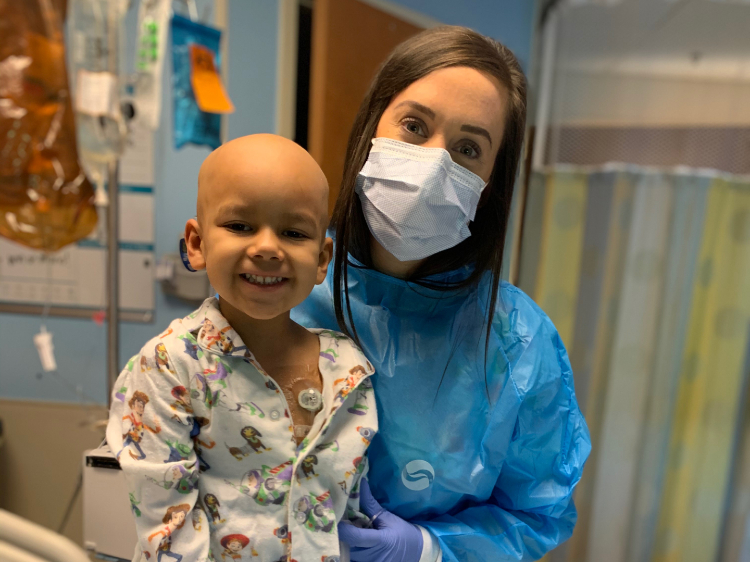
top-left (375, 66), bottom-right (508, 183)
top-left (368, 66), bottom-right (508, 278)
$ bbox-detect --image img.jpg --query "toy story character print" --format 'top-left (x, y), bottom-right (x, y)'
top-left (319, 329), bottom-right (356, 363)
top-left (242, 350), bottom-right (265, 374)
top-left (320, 329), bottom-right (368, 356)
top-left (227, 401), bottom-right (265, 418)
top-left (220, 534), bottom-right (257, 560)
top-left (226, 460), bottom-right (293, 506)
top-left (318, 329), bottom-right (351, 342)
top-left (357, 426), bottom-right (375, 445)
top-left (331, 365), bottom-right (370, 412)
top-left (191, 416), bottom-right (216, 472)
top-left (204, 360), bottom-right (231, 389)
top-left (294, 491), bottom-right (335, 533)
top-left (140, 354), bottom-right (153, 372)
top-left (180, 332), bottom-right (203, 361)
top-left (203, 493), bottom-right (224, 524)
top-left (225, 426), bottom-right (270, 460)
top-left (115, 384), bottom-right (128, 402)
top-left (164, 439), bottom-right (192, 463)
top-left (299, 454), bottom-right (318, 480)
top-left (146, 464), bottom-right (199, 494)
top-left (120, 391), bottom-right (161, 460)
top-left (265, 379), bottom-right (280, 393)
top-left (198, 319), bottom-right (234, 353)
top-left (320, 345), bottom-right (339, 363)
top-left (313, 440), bottom-right (340, 454)
top-left (346, 378), bottom-right (373, 416)
top-left (273, 525), bottom-right (291, 544)
top-left (147, 503), bottom-right (190, 562)
top-left (192, 371), bottom-right (224, 409)
top-left (170, 386), bottom-right (194, 416)
top-left (337, 456), bottom-right (364, 495)
top-left (155, 343), bottom-right (176, 375)
top-left (130, 492), bottom-right (142, 517)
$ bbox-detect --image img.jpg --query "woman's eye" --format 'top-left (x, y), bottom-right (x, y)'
top-left (456, 142), bottom-right (480, 159)
top-left (402, 119), bottom-right (426, 137)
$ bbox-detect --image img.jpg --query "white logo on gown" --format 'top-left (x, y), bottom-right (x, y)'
top-left (401, 460), bottom-right (435, 491)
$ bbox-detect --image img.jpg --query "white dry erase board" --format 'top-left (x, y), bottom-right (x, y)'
top-left (0, 126), bottom-right (156, 322)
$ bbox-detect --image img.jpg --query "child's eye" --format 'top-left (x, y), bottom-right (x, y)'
top-left (284, 230), bottom-right (308, 240)
top-left (226, 223), bottom-right (251, 232)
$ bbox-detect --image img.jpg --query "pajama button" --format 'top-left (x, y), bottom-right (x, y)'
top-left (270, 409), bottom-right (281, 420)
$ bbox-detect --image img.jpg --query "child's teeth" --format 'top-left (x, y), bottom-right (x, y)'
top-left (245, 274), bottom-right (282, 285)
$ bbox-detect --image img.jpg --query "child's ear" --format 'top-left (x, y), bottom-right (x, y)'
top-left (184, 218), bottom-right (207, 270)
top-left (316, 236), bottom-right (334, 285)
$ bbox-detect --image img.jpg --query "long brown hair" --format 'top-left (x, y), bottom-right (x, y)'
top-left (331, 26), bottom-right (527, 353)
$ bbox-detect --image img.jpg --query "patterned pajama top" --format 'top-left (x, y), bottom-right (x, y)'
top-left (106, 297), bottom-right (378, 562)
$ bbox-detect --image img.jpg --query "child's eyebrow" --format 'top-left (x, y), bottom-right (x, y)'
top-left (215, 203), bottom-right (249, 217)
top-left (283, 211), bottom-right (319, 230)
top-left (215, 205), bottom-right (320, 229)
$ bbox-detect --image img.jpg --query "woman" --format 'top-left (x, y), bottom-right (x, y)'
top-left (293, 26), bottom-right (590, 561)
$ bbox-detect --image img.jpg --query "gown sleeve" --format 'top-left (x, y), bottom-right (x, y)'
top-left (106, 343), bottom-right (212, 562)
top-left (414, 313), bottom-right (591, 562)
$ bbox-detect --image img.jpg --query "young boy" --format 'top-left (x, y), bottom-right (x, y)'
top-left (107, 135), bottom-right (376, 562)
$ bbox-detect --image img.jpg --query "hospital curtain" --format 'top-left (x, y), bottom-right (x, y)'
top-left (519, 166), bottom-right (750, 562)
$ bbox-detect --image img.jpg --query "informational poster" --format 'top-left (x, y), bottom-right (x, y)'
top-left (0, 126), bottom-right (155, 320)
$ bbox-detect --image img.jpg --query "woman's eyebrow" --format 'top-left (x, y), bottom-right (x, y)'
top-left (393, 100), bottom-right (436, 119)
top-left (460, 124), bottom-right (492, 147)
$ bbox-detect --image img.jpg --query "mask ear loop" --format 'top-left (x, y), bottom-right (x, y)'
top-left (180, 216), bottom-right (198, 272)
top-left (179, 238), bottom-right (196, 271)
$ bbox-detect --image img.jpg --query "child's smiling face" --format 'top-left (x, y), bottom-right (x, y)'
top-left (185, 135), bottom-right (332, 322)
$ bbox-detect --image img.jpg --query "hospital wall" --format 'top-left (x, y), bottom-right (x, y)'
top-left (0, 0), bottom-right (536, 547)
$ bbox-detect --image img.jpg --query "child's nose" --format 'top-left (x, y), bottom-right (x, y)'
top-left (249, 227), bottom-right (283, 260)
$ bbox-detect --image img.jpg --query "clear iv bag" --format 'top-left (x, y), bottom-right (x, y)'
top-left (68, 0), bottom-right (127, 189)
top-left (0, 0), bottom-right (98, 251)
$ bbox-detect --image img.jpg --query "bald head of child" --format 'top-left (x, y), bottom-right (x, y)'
top-left (184, 134), bottom-right (333, 322)
top-left (195, 134), bottom-right (329, 231)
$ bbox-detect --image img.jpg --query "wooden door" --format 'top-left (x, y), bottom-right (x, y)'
top-left (308, 0), bottom-right (423, 215)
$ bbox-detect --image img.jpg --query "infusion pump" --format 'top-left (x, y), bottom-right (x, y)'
top-left (82, 445), bottom-right (137, 561)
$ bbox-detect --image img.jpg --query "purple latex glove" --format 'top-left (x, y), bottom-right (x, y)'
top-left (338, 479), bottom-right (423, 562)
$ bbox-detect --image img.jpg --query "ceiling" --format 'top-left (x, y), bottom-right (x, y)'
top-left (556, 0), bottom-right (750, 79)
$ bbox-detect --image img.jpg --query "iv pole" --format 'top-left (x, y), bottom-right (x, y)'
top-left (106, 159), bottom-right (119, 405)
top-left (106, 1), bottom-right (120, 405)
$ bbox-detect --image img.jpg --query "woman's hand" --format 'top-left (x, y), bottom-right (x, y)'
top-left (338, 479), bottom-right (423, 562)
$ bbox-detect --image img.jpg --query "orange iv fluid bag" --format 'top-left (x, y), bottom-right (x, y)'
top-left (0, 0), bottom-right (97, 252)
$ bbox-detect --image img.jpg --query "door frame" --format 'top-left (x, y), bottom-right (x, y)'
top-left (273, 0), bottom-right (441, 140)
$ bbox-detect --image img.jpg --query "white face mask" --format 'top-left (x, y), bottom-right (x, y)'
top-left (355, 137), bottom-right (488, 262)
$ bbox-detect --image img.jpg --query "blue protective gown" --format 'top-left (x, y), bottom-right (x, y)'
top-left (292, 255), bottom-right (591, 562)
